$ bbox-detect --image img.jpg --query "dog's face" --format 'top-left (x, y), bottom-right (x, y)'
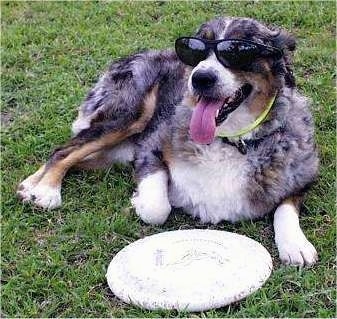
top-left (179, 17), bottom-right (296, 144)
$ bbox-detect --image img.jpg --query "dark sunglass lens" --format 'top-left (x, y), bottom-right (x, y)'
top-left (175, 38), bottom-right (207, 67)
top-left (216, 41), bottom-right (258, 68)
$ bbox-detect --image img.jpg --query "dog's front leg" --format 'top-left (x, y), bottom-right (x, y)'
top-left (131, 169), bottom-right (171, 225)
top-left (273, 197), bottom-right (318, 267)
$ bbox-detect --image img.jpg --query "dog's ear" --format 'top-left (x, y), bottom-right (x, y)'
top-left (271, 29), bottom-right (297, 87)
top-left (272, 29), bottom-right (296, 52)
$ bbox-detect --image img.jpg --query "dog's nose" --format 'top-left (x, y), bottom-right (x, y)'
top-left (192, 71), bottom-right (217, 91)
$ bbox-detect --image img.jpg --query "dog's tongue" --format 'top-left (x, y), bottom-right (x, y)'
top-left (189, 98), bottom-right (223, 144)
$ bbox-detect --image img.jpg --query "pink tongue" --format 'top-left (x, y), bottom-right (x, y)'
top-left (189, 98), bottom-right (223, 144)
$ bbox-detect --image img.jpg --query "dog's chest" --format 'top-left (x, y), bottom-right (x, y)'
top-left (168, 141), bottom-right (249, 223)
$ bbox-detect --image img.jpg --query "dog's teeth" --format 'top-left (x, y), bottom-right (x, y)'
top-left (216, 110), bottom-right (219, 117)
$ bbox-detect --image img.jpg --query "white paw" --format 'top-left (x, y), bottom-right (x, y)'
top-left (131, 192), bottom-right (171, 225)
top-left (276, 233), bottom-right (318, 267)
top-left (18, 182), bottom-right (62, 210)
top-left (30, 184), bottom-right (62, 209)
top-left (17, 177), bottom-right (38, 200)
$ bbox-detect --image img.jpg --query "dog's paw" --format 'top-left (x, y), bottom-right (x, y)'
top-left (17, 181), bottom-right (36, 201)
top-left (17, 166), bottom-right (47, 201)
top-left (18, 182), bottom-right (62, 210)
top-left (131, 192), bottom-right (171, 225)
top-left (17, 179), bottom-right (40, 203)
top-left (30, 184), bottom-right (62, 209)
top-left (17, 173), bottom-right (42, 199)
top-left (277, 233), bottom-right (318, 267)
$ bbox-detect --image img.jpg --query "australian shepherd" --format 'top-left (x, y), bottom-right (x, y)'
top-left (17, 17), bottom-right (319, 267)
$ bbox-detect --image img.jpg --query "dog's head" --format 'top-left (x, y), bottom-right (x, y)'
top-left (176, 17), bottom-right (296, 144)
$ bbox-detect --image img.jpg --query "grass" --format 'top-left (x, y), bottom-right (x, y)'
top-left (1, 1), bottom-right (336, 317)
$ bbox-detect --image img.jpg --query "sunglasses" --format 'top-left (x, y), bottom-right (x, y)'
top-left (175, 37), bottom-right (283, 69)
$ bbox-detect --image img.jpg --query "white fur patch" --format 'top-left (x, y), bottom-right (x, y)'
top-left (17, 167), bottom-right (45, 200)
top-left (71, 115), bottom-right (92, 136)
top-left (105, 142), bottom-right (135, 163)
top-left (18, 179), bottom-right (62, 210)
top-left (169, 141), bottom-right (249, 223)
top-left (131, 171), bottom-right (171, 225)
top-left (274, 203), bottom-right (318, 266)
top-left (219, 18), bottom-right (233, 39)
top-left (29, 184), bottom-right (62, 209)
top-left (18, 175), bottom-right (41, 199)
top-left (82, 142), bottom-right (135, 164)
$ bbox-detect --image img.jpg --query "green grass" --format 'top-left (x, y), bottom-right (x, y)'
top-left (1, 1), bottom-right (336, 317)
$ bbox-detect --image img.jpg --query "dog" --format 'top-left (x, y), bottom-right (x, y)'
top-left (17, 17), bottom-right (319, 267)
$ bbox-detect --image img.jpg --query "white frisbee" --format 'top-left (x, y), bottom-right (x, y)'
top-left (106, 229), bottom-right (272, 312)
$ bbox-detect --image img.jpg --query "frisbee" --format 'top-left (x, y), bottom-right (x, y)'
top-left (106, 229), bottom-right (272, 312)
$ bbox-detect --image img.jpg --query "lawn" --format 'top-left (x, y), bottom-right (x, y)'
top-left (1, 1), bottom-right (336, 317)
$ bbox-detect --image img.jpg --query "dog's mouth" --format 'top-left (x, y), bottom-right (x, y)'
top-left (189, 84), bottom-right (253, 144)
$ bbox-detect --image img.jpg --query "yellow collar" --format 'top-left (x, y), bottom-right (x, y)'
top-left (216, 94), bottom-right (277, 139)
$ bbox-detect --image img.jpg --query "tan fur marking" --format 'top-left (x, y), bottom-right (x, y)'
top-left (30, 85), bottom-right (159, 190)
top-left (162, 140), bottom-right (174, 166)
top-left (247, 74), bottom-right (275, 115)
top-left (231, 62), bottom-right (276, 116)
top-left (181, 92), bottom-right (198, 108)
top-left (250, 94), bottom-right (271, 115)
top-left (202, 29), bottom-right (215, 40)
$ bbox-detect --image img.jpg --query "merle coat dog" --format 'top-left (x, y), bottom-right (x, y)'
top-left (18, 17), bottom-right (319, 266)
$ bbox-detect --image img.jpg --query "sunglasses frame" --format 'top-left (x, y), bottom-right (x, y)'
top-left (175, 36), bottom-right (283, 68)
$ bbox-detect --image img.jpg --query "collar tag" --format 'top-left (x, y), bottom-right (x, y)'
top-left (237, 139), bottom-right (247, 155)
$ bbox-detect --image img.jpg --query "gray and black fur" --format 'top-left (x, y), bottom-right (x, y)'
top-left (18, 17), bottom-right (319, 266)
top-left (69, 49), bottom-right (186, 180)
top-left (70, 17), bottom-right (317, 217)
